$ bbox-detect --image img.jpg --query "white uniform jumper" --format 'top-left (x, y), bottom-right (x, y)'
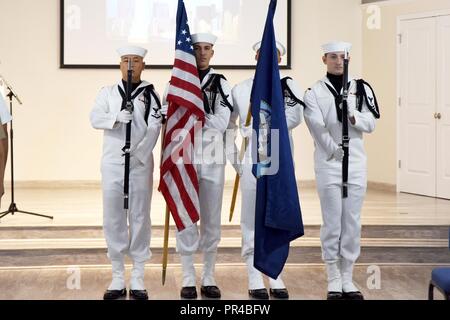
top-left (91, 80), bottom-right (162, 290)
top-left (304, 75), bottom-right (379, 293)
top-left (229, 76), bottom-right (304, 291)
top-left (0, 94), bottom-right (12, 197)
top-left (0, 95), bottom-right (12, 125)
top-left (166, 68), bottom-right (233, 288)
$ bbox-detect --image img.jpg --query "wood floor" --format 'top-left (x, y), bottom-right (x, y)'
top-left (0, 184), bottom-right (448, 300)
top-left (0, 264), bottom-right (446, 300)
top-left (0, 184), bottom-right (449, 227)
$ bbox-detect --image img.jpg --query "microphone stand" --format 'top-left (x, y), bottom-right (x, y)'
top-left (0, 76), bottom-right (53, 220)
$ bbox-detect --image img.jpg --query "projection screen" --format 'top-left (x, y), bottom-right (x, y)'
top-left (61, 0), bottom-right (291, 69)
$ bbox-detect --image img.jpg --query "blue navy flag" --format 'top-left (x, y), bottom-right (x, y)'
top-left (250, 0), bottom-right (304, 279)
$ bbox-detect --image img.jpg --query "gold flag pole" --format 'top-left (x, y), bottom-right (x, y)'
top-left (160, 114), bottom-right (170, 286)
top-left (161, 205), bottom-right (170, 285)
top-left (229, 105), bottom-right (252, 222)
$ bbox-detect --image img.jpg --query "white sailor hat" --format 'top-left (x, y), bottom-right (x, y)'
top-left (117, 46), bottom-right (148, 58)
top-left (321, 41), bottom-right (352, 54)
top-left (252, 41), bottom-right (286, 56)
top-left (191, 33), bottom-right (218, 45)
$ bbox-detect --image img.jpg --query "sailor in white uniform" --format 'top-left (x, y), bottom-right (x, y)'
top-left (303, 41), bottom-right (380, 300)
top-left (165, 33), bottom-right (233, 299)
top-left (228, 41), bottom-right (304, 299)
top-left (90, 46), bottom-right (164, 300)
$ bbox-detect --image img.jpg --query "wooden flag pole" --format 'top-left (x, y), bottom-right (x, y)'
top-left (161, 205), bottom-right (170, 285)
top-left (229, 105), bottom-right (253, 222)
top-left (160, 115), bottom-right (170, 286)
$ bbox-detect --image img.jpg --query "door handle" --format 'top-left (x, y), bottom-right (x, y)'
top-left (437, 113), bottom-right (442, 120)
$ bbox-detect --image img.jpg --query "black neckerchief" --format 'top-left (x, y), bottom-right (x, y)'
top-left (327, 72), bottom-right (343, 94)
top-left (122, 80), bottom-right (142, 93)
top-left (198, 67), bottom-right (211, 83)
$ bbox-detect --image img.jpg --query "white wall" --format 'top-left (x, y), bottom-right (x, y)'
top-left (0, 0), bottom-right (362, 182)
top-left (362, 0), bottom-right (450, 185)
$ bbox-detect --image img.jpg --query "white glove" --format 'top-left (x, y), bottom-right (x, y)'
top-left (329, 147), bottom-right (344, 162)
top-left (161, 104), bottom-right (168, 117)
top-left (117, 110), bottom-right (133, 124)
top-left (240, 125), bottom-right (252, 139)
top-left (232, 163), bottom-right (243, 177)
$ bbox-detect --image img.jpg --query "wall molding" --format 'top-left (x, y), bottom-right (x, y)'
top-left (361, 0), bottom-right (416, 8)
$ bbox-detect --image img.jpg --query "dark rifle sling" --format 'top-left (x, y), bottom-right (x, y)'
top-left (341, 57), bottom-right (350, 198)
top-left (324, 79), bottom-right (350, 198)
top-left (117, 77), bottom-right (152, 210)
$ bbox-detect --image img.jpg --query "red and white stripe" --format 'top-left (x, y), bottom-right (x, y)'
top-left (159, 49), bottom-right (205, 231)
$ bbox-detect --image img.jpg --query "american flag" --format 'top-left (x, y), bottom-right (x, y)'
top-left (159, 0), bottom-right (205, 231)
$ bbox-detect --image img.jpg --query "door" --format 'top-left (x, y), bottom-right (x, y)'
top-left (436, 15), bottom-right (450, 199)
top-left (399, 17), bottom-right (437, 197)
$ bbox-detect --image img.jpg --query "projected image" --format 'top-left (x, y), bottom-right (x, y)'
top-left (62, 0), bottom-right (290, 68)
top-left (104, 0), bottom-right (241, 42)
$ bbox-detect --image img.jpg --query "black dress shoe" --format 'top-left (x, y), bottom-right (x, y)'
top-left (130, 289), bottom-right (148, 300)
top-left (180, 286), bottom-right (197, 299)
top-left (248, 288), bottom-right (269, 300)
top-left (201, 286), bottom-right (221, 298)
top-left (270, 288), bottom-right (289, 299)
top-left (343, 291), bottom-right (364, 300)
top-left (103, 288), bottom-right (127, 300)
top-left (327, 291), bottom-right (343, 300)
